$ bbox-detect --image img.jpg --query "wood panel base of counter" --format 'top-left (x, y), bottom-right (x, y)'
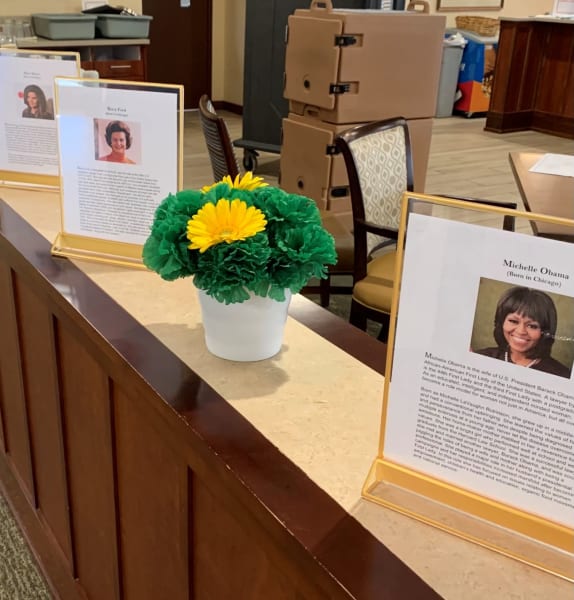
top-left (485, 110), bottom-right (574, 140)
top-left (0, 199), bottom-right (434, 600)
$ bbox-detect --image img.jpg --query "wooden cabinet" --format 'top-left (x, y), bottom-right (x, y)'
top-left (92, 59), bottom-right (144, 79)
top-left (485, 19), bottom-right (574, 139)
top-left (16, 38), bottom-right (149, 82)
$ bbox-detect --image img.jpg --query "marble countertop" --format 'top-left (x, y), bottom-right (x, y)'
top-left (1, 185), bottom-right (572, 600)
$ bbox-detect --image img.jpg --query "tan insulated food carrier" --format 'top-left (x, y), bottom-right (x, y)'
top-left (280, 113), bottom-right (434, 209)
top-left (280, 114), bottom-right (361, 211)
top-left (284, 1), bottom-right (445, 123)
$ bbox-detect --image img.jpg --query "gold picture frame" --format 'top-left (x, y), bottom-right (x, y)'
top-left (437, 0), bottom-right (504, 10)
top-left (0, 49), bottom-right (81, 189)
top-left (363, 192), bottom-right (574, 581)
top-left (52, 77), bottom-right (184, 268)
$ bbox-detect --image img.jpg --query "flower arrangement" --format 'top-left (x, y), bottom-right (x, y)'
top-left (142, 173), bottom-right (337, 304)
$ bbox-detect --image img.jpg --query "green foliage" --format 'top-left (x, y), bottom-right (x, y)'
top-left (142, 183), bottom-right (337, 304)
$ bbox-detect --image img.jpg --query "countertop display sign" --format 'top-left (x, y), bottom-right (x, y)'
top-left (0, 49), bottom-right (80, 188)
top-left (52, 78), bottom-right (183, 267)
top-left (363, 192), bottom-right (574, 580)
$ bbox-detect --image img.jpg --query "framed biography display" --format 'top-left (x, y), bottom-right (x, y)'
top-left (52, 78), bottom-right (183, 267)
top-left (363, 192), bottom-right (574, 580)
top-left (0, 49), bottom-right (80, 188)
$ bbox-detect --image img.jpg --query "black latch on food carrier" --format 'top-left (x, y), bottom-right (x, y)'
top-left (329, 83), bottom-right (351, 95)
top-left (335, 35), bottom-right (357, 47)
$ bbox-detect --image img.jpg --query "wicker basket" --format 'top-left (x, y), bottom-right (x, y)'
top-left (455, 16), bottom-right (499, 36)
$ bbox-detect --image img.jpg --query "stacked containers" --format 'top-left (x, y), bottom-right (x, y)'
top-left (452, 29), bottom-right (498, 118)
top-left (280, 2), bottom-right (446, 217)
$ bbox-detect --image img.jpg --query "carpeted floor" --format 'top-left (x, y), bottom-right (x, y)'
top-left (0, 494), bottom-right (52, 600)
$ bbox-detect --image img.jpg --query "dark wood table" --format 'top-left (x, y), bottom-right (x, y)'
top-left (509, 151), bottom-right (574, 242)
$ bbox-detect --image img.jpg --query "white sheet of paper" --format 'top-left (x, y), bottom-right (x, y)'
top-left (57, 80), bottom-right (179, 245)
top-left (385, 214), bottom-right (574, 527)
top-left (552, 0), bottom-right (574, 16)
top-left (0, 52), bottom-right (78, 176)
top-left (529, 153), bottom-right (574, 177)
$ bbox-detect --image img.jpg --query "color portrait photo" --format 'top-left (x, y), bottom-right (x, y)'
top-left (470, 277), bottom-right (574, 379)
top-left (20, 83), bottom-right (54, 120)
top-left (93, 118), bottom-right (141, 165)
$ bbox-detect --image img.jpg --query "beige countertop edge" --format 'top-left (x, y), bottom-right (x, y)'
top-left (2, 186), bottom-right (572, 600)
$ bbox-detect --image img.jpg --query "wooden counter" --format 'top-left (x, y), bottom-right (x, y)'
top-left (485, 18), bottom-right (574, 139)
top-left (1, 187), bottom-right (572, 599)
top-left (16, 37), bottom-right (150, 81)
top-left (15, 38), bottom-right (151, 48)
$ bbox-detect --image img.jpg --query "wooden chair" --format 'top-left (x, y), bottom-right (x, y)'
top-left (335, 117), bottom-right (516, 341)
top-left (198, 94), bottom-right (240, 182)
top-left (316, 212), bottom-right (354, 307)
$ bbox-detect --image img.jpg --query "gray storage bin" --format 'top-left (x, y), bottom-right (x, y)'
top-left (95, 15), bottom-right (152, 39)
top-left (436, 34), bottom-right (466, 118)
top-left (32, 14), bottom-right (97, 40)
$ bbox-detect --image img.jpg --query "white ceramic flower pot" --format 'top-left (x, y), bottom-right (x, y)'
top-left (197, 288), bottom-right (292, 361)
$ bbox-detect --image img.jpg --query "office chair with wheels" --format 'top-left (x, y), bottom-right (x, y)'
top-left (198, 94), bottom-right (240, 182)
top-left (199, 93), bottom-right (352, 308)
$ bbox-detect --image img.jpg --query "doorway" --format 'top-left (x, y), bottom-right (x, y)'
top-left (141, 0), bottom-right (212, 109)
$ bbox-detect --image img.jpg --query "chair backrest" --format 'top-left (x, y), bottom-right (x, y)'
top-left (335, 117), bottom-right (414, 259)
top-left (198, 94), bottom-right (240, 182)
top-left (336, 118), bottom-right (517, 284)
top-left (438, 195), bottom-right (517, 231)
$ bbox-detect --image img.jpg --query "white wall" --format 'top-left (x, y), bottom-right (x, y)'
top-left (223, 0), bottom-right (245, 105)
top-left (212, 0), bottom-right (226, 100)
top-left (210, 0), bottom-right (246, 104)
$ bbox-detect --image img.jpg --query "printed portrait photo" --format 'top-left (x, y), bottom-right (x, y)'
top-left (470, 278), bottom-right (574, 379)
top-left (94, 118), bottom-right (141, 165)
top-left (20, 84), bottom-right (54, 120)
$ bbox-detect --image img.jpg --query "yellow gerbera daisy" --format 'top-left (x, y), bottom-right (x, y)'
top-left (187, 198), bottom-right (267, 253)
top-left (201, 171), bottom-right (268, 193)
